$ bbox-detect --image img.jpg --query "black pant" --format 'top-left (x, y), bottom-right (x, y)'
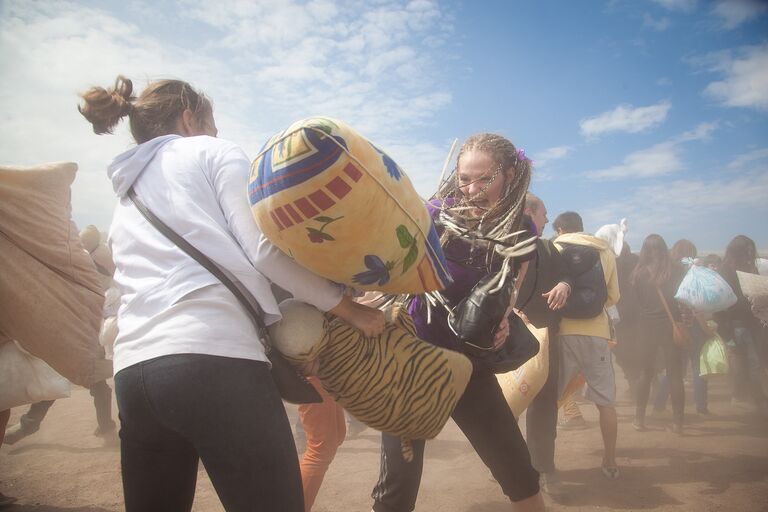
top-left (115, 354), bottom-right (303, 512)
top-left (525, 331), bottom-right (559, 473)
top-left (635, 320), bottom-right (685, 425)
top-left (18, 380), bottom-right (116, 433)
top-left (371, 370), bottom-right (540, 512)
top-left (613, 321), bottom-right (642, 391)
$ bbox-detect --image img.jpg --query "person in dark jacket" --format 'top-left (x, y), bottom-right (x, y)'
top-left (612, 242), bottom-right (641, 397)
top-left (630, 235), bottom-right (687, 434)
top-left (516, 193), bottom-right (572, 495)
top-left (715, 235), bottom-right (768, 416)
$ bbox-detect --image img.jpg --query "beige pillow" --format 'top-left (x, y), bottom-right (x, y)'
top-left (0, 162), bottom-right (111, 386)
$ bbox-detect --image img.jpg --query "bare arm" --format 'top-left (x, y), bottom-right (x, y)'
top-left (327, 295), bottom-right (385, 337)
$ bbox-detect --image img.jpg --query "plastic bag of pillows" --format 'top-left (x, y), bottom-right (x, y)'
top-left (249, 117), bottom-right (451, 294)
top-left (674, 259), bottom-right (737, 314)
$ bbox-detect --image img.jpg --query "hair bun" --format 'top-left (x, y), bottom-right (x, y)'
top-left (78, 75), bottom-right (136, 135)
top-left (112, 75), bottom-right (134, 116)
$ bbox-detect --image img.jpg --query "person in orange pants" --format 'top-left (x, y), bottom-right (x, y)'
top-left (298, 377), bottom-right (346, 512)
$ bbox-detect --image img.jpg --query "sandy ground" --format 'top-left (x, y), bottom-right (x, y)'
top-left (1, 373), bottom-right (767, 512)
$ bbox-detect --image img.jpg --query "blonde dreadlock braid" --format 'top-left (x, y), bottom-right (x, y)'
top-left (435, 133), bottom-right (533, 269)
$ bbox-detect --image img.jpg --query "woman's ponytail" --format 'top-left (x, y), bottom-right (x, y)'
top-left (78, 75), bottom-right (135, 135)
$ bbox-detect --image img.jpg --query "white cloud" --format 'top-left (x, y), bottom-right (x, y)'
top-left (728, 148), bottom-right (768, 171)
top-left (531, 145), bottom-right (574, 168)
top-left (650, 0), bottom-right (697, 12)
top-left (712, 0), bottom-right (767, 29)
top-left (703, 44), bottom-right (768, 111)
top-left (584, 122), bottom-right (716, 180)
top-left (584, 169), bottom-right (768, 249)
top-left (0, 0), bottom-right (455, 230)
top-left (579, 100), bottom-right (671, 137)
top-left (656, 77), bottom-right (672, 86)
top-left (673, 121), bottom-right (717, 143)
top-left (643, 13), bottom-right (672, 30)
top-left (585, 142), bottom-right (682, 180)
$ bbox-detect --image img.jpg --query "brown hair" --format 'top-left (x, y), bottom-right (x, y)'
top-left (552, 211), bottom-right (583, 234)
top-left (721, 235), bottom-right (758, 274)
top-left (670, 239), bottom-right (697, 262)
top-left (631, 234), bottom-right (672, 286)
top-left (78, 76), bottom-right (212, 144)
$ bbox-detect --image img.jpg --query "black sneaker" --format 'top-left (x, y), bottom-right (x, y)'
top-left (0, 492), bottom-right (18, 509)
top-left (540, 472), bottom-right (566, 496)
top-left (3, 423), bottom-right (39, 445)
top-left (666, 423), bottom-right (684, 436)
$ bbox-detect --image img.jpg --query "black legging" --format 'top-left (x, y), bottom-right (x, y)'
top-left (116, 355), bottom-right (303, 512)
top-left (371, 369), bottom-right (540, 512)
top-left (635, 318), bottom-right (685, 425)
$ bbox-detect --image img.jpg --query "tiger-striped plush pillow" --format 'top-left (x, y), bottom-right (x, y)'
top-left (271, 303), bottom-right (472, 461)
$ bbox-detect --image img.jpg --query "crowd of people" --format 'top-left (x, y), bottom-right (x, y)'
top-left (1, 75), bottom-right (766, 512)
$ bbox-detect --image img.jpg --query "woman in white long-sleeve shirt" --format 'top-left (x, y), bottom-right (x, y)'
top-left (78, 76), bottom-right (384, 512)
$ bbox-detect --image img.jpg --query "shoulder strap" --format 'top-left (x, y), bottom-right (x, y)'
top-left (126, 186), bottom-right (271, 349)
top-left (655, 285), bottom-right (676, 325)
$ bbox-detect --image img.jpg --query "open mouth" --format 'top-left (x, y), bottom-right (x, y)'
top-left (468, 199), bottom-right (490, 211)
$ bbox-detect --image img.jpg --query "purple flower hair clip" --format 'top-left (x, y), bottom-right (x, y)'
top-left (516, 148), bottom-right (532, 165)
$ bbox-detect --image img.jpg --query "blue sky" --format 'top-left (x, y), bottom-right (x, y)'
top-left (1, 0), bottom-right (766, 253)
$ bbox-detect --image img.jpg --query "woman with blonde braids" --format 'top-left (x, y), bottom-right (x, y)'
top-left (370, 134), bottom-right (545, 512)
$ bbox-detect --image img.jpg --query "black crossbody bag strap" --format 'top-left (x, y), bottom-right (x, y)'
top-left (127, 187), bottom-right (269, 342)
top-left (126, 186), bottom-right (321, 404)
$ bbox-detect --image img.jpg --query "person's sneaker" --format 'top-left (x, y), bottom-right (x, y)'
top-left (666, 423), bottom-right (684, 436)
top-left (93, 422), bottom-right (117, 438)
top-left (3, 423), bottom-right (39, 445)
top-left (601, 465), bottom-right (620, 479)
top-left (557, 414), bottom-right (587, 430)
top-left (540, 472), bottom-right (566, 496)
top-left (94, 426), bottom-right (119, 447)
top-left (631, 420), bottom-right (646, 432)
top-left (0, 492), bottom-right (18, 509)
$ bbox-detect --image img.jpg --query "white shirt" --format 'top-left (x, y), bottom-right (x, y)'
top-left (107, 135), bottom-right (343, 374)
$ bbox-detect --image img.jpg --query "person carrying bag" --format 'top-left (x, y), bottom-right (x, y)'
top-left (77, 75), bottom-right (384, 512)
top-left (656, 286), bottom-right (690, 347)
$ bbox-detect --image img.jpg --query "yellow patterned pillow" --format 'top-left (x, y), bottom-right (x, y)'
top-left (249, 117), bottom-right (451, 294)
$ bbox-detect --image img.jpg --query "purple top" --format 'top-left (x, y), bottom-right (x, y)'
top-left (408, 200), bottom-right (535, 352)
